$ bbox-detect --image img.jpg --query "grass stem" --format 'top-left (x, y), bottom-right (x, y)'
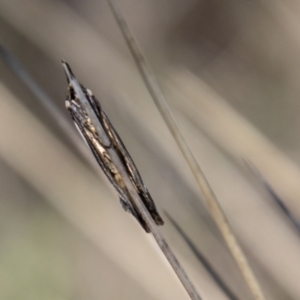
top-left (107, 1), bottom-right (266, 299)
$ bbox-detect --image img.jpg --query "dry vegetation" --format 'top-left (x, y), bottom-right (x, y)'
top-left (0, 0), bottom-right (300, 299)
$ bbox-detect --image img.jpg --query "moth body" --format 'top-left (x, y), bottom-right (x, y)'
top-left (62, 61), bottom-right (164, 232)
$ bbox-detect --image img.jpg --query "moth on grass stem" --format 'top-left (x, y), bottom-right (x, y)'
top-left (62, 61), bottom-right (164, 232)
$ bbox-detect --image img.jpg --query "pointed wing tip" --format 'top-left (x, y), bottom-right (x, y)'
top-left (61, 60), bottom-right (75, 83)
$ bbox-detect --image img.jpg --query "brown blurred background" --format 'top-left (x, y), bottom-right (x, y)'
top-left (0, 0), bottom-right (300, 299)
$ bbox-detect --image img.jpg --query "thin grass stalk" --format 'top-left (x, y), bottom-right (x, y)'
top-left (110, 151), bottom-right (203, 300)
top-left (107, 1), bottom-right (266, 299)
top-left (166, 212), bottom-right (240, 300)
top-left (0, 42), bottom-right (98, 172)
top-left (0, 39), bottom-right (203, 300)
top-left (62, 62), bottom-right (203, 300)
top-left (244, 159), bottom-right (300, 235)
top-left (0, 43), bottom-right (73, 142)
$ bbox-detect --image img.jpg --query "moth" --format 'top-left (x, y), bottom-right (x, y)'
top-left (62, 61), bottom-right (164, 232)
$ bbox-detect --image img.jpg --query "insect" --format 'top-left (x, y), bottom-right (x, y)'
top-left (62, 61), bottom-right (164, 232)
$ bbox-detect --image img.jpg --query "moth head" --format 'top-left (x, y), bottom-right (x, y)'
top-left (62, 61), bottom-right (111, 147)
top-left (62, 61), bottom-right (86, 116)
top-left (62, 60), bottom-right (75, 84)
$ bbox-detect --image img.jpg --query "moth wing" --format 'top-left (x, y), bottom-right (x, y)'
top-left (101, 110), bottom-right (164, 226)
top-left (70, 113), bottom-right (124, 197)
top-left (86, 92), bottom-right (163, 226)
top-left (71, 111), bottom-right (152, 230)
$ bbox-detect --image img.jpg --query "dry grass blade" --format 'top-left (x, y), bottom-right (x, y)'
top-left (244, 159), bottom-right (300, 236)
top-left (165, 212), bottom-right (240, 300)
top-left (0, 38), bottom-right (202, 300)
top-left (62, 62), bottom-right (203, 300)
top-left (107, 1), bottom-right (266, 299)
top-left (0, 42), bottom-right (99, 173)
top-left (0, 43), bottom-right (72, 141)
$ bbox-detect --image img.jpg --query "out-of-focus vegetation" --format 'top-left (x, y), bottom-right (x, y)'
top-left (0, 0), bottom-right (300, 299)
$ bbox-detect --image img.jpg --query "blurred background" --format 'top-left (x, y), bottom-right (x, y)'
top-left (0, 0), bottom-right (300, 299)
